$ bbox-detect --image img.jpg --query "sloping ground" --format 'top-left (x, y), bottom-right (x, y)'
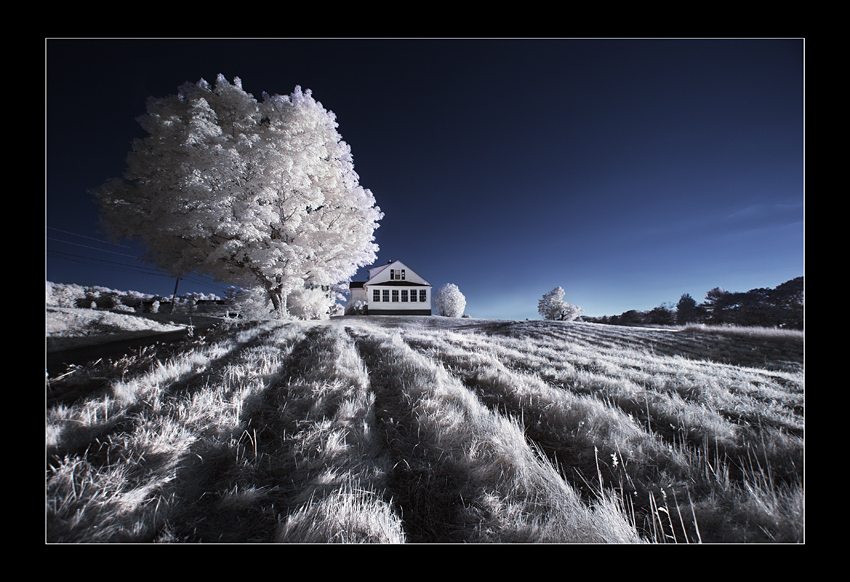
top-left (46, 306), bottom-right (187, 350)
top-left (45, 318), bottom-right (803, 543)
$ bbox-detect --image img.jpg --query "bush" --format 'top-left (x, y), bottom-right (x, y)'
top-left (289, 286), bottom-right (339, 320)
top-left (433, 284), bottom-right (466, 317)
top-left (346, 299), bottom-right (368, 315)
top-left (232, 287), bottom-right (275, 320)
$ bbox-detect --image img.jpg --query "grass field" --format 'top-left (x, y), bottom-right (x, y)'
top-left (46, 316), bottom-right (804, 543)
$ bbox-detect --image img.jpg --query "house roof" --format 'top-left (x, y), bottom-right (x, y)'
top-left (367, 261), bottom-right (393, 280)
top-left (366, 281), bottom-right (430, 287)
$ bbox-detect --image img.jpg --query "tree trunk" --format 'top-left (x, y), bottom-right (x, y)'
top-left (266, 286), bottom-right (288, 316)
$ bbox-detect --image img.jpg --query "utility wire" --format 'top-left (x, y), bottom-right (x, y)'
top-left (47, 250), bottom-right (234, 293)
top-left (46, 226), bottom-right (131, 248)
top-left (47, 237), bottom-right (140, 258)
top-left (47, 226), bottom-right (236, 294)
top-left (47, 250), bottom-right (170, 276)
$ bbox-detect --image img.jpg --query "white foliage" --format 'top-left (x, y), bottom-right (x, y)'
top-left (434, 283), bottom-right (466, 317)
top-left (92, 75), bottom-right (383, 314)
top-left (287, 286), bottom-right (338, 320)
top-left (538, 287), bottom-right (584, 321)
top-left (46, 281), bottom-right (86, 308)
top-left (345, 299), bottom-right (368, 315)
top-left (232, 286), bottom-right (275, 320)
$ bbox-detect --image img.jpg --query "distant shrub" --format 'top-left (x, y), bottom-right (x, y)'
top-left (434, 284), bottom-right (466, 317)
top-left (538, 287), bottom-right (583, 322)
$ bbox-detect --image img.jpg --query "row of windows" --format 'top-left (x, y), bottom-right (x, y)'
top-left (390, 268), bottom-right (405, 280)
top-left (373, 289), bottom-right (427, 302)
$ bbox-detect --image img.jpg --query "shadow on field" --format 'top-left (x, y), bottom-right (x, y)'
top-left (347, 328), bottom-right (471, 543)
top-left (163, 326), bottom-right (333, 543)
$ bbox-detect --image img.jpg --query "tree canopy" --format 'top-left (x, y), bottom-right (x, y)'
top-left (538, 287), bottom-right (584, 322)
top-left (92, 75), bottom-right (382, 313)
top-left (586, 277), bottom-right (803, 329)
top-left (676, 293), bottom-right (699, 325)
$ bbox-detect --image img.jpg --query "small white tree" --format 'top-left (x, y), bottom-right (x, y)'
top-left (538, 287), bottom-right (584, 321)
top-left (434, 283), bottom-right (466, 317)
top-left (233, 286), bottom-right (274, 320)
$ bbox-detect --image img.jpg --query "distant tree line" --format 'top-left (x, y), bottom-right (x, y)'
top-left (583, 277), bottom-right (803, 329)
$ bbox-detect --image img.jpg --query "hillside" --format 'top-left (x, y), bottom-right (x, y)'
top-left (45, 312), bottom-right (804, 543)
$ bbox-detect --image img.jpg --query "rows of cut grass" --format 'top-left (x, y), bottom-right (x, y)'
top-left (46, 321), bottom-right (296, 542)
top-left (46, 321), bottom-right (407, 543)
top-left (268, 324), bottom-right (403, 543)
top-left (46, 317), bottom-right (802, 543)
top-left (394, 320), bottom-right (803, 542)
top-left (346, 325), bottom-right (643, 543)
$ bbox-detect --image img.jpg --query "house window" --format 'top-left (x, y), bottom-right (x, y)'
top-left (419, 290), bottom-right (427, 302)
top-left (382, 290), bottom-right (389, 302)
top-left (401, 269), bottom-right (406, 280)
top-left (390, 269), bottom-right (395, 280)
top-left (401, 290), bottom-right (408, 302)
top-left (392, 290), bottom-right (399, 302)
top-left (373, 290), bottom-right (380, 302)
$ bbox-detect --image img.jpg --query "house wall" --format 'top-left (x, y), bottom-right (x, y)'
top-left (349, 287), bottom-right (367, 302)
top-left (354, 261), bottom-right (433, 315)
top-left (366, 284), bottom-right (431, 315)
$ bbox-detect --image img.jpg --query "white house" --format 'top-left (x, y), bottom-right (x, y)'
top-left (347, 260), bottom-right (432, 315)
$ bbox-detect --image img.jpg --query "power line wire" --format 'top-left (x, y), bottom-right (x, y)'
top-left (47, 237), bottom-right (139, 258)
top-left (46, 228), bottom-right (234, 289)
top-left (47, 250), bottom-right (235, 293)
top-left (47, 250), bottom-right (171, 276)
top-left (46, 226), bottom-right (131, 248)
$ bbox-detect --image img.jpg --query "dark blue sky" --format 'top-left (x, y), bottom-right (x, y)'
top-left (46, 38), bottom-right (804, 319)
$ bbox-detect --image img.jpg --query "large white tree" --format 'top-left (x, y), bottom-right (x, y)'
top-left (92, 75), bottom-right (383, 314)
top-left (538, 287), bottom-right (584, 321)
top-left (433, 283), bottom-right (466, 317)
